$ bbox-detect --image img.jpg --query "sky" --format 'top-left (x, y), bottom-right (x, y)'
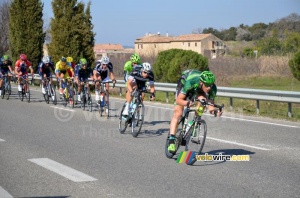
top-left (42, 0), bottom-right (300, 46)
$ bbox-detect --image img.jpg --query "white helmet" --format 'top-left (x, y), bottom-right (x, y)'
top-left (142, 62), bottom-right (151, 72)
top-left (101, 56), bottom-right (110, 64)
top-left (42, 56), bottom-right (50, 64)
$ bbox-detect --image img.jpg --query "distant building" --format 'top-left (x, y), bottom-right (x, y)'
top-left (134, 33), bottom-right (225, 59)
top-left (93, 43), bottom-right (134, 59)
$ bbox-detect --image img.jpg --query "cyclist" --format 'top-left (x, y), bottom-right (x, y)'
top-left (15, 54), bottom-right (34, 93)
top-left (93, 56), bottom-right (116, 102)
top-left (123, 53), bottom-right (142, 83)
top-left (167, 70), bottom-right (223, 153)
top-left (76, 58), bottom-right (92, 102)
top-left (122, 62), bottom-right (155, 116)
top-left (0, 55), bottom-right (14, 96)
top-left (67, 56), bottom-right (76, 69)
top-left (55, 56), bottom-right (74, 94)
top-left (38, 56), bottom-right (55, 94)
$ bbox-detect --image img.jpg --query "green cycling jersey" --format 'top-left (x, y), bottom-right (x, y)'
top-left (180, 70), bottom-right (217, 100)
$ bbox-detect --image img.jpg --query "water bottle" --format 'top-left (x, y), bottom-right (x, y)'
top-left (130, 102), bottom-right (136, 113)
top-left (197, 106), bottom-right (204, 116)
top-left (185, 121), bottom-right (193, 133)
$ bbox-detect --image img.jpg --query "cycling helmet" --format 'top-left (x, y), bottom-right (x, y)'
top-left (101, 56), bottom-right (110, 64)
top-left (67, 56), bottom-right (73, 63)
top-left (141, 62), bottom-right (152, 73)
top-left (79, 58), bottom-right (87, 65)
top-left (3, 55), bottom-right (10, 61)
top-left (199, 71), bottom-right (216, 86)
top-left (20, 54), bottom-right (27, 60)
top-left (42, 56), bottom-right (50, 64)
top-left (61, 56), bottom-right (67, 62)
top-left (130, 53), bottom-right (140, 63)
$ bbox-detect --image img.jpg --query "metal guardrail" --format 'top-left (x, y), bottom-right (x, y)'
top-left (31, 75), bottom-right (300, 117)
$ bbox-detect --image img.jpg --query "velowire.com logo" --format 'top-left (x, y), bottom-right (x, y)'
top-left (177, 151), bottom-right (250, 164)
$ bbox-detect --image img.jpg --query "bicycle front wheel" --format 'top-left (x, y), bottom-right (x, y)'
top-left (131, 103), bottom-right (144, 138)
top-left (6, 84), bottom-right (11, 100)
top-left (1, 85), bottom-right (5, 99)
top-left (88, 94), bottom-right (92, 112)
top-left (24, 84), bottom-right (30, 103)
top-left (118, 102), bottom-right (128, 134)
top-left (50, 85), bottom-right (57, 105)
top-left (185, 119), bottom-right (207, 165)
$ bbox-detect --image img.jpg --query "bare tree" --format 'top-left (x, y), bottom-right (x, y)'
top-left (0, 0), bottom-right (10, 55)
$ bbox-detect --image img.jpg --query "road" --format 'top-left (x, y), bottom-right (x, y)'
top-left (0, 86), bottom-right (300, 198)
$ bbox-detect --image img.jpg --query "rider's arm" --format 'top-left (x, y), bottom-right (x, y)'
top-left (176, 93), bottom-right (189, 106)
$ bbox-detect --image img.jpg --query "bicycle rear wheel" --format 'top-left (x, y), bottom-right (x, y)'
top-left (50, 85), bottom-right (57, 105)
top-left (185, 119), bottom-right (207, 165)
top-left (1, 85), bottom-right (5, 99)
top-left (131, 103), bottom-right (144, 137)
top-left (165, 117), bottom-right (184, 159)
top-left (118, 102), bottom-right (128, 134)
top-left (88, 93), bottom-right (92, 112)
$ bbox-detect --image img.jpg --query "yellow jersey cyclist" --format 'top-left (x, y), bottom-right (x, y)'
top-left (55, 56), bottom-right (74, 94)
top-left (167, 70), bottom-right (223, 153)
top-left (123, 53), bottom-right (142, 83)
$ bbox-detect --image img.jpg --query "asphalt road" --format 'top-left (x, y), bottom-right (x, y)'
top-left (0, 86), bottom-right (300, 198)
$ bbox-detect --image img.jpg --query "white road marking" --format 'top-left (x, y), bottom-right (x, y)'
top-left (0, 139), bottom-right (5, 142)
top-left (207, 137), bottom-right (272, 151)
top-left (0, 186), bottom-right (13, 198)
top-left (50, 106), bottom-right (75, 112)
top-left (28, 158), bottom-right (97, 182)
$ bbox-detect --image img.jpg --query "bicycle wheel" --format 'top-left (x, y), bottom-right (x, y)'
top-left (88, 93), bottom-right (93, 112)
top-left (105, 99), bottom-right (109, 118)
top-left (25, 84), bottom-right (30, 103)
top-left (50, 84), bottom-right (57, 105)
top-left (165, 117), bottom-right (185, 159)
top-left (131, 103), bottom-right (144, 137)
top-left (185, 119), bottom-right (207, 165)
top-left (69, 88), bottom-right (74, 108)
top-left (81, 94), bottom-right (86, 110)
top-left (19, 88), bottom-right (24, 101)
top-left (1, 85), bottom-right (4, 99)
top-left (6, 83), bottom-right (11, 100)
top-left (118, 102), bottom-right (128, 134)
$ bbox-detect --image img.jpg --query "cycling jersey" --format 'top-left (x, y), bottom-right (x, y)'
top-left (55, 61), bottom-right (73, 77)
top-left (94, 62), bottom-right (113, 81)
top-left (38, 61), bottom-right (55, 77)
top-left (0, 60), bottom-right (13, 74)
top-left (128, 69), bottom-right (154, 90)
top-left (15, 59), bottom-right (32, 75)
top-left (123, 60), bottom-right (142, 82)
top-left (78, 68), bottom-right (92, 82)
top-left (177, 69), bottom-right (217, 101)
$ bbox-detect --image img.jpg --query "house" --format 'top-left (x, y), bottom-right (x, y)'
top-left (134, 33), bottom-right (225, 59)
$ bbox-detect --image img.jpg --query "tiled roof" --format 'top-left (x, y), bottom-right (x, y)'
top-left (94, 44), bottom-right (124, 51)
top-left (135, 33), bottom-right (213, 43)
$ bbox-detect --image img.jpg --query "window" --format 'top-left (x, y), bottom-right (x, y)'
top-left (188, 43), bottom-right (190, 47)
top-left (154, 44), bottom-right (156, 48)
top-left (195, 42), bottom-right (197, 47)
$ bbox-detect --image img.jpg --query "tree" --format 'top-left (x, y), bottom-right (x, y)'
top-left (9, 0), bottom-right (45, 70)
top-left (0, 0), bottom-right (10, 56)
top-left (289, 51), bottom-right (300, 81)
top-left (153, 49), bottom-right (208, 83)
top-left (48, 0), bottom-right (95, 65)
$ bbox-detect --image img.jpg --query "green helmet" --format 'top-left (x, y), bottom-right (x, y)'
top-left (130, 53), bottom-right (140, 63)
top-left (199, 71), bottom-right (216, 86)
top-left (79, 58), bottom-right (87, 65)
top-left (3, 55), bottom-right (9, 61)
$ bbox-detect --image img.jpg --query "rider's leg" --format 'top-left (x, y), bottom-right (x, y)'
top-left (0, 78), bottom-right (3, 96)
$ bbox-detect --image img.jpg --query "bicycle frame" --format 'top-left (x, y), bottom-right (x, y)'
top-left (1, 75), bottom-right (12, 100)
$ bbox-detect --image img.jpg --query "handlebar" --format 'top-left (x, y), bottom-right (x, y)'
top-left (187, 99), bottom-right (224, 117)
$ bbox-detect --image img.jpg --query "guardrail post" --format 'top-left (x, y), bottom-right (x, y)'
top-left (166, 92), bottom-right (169, 103)
top-left (230, 98), bottom-right (233, 111)
top-left (288, 103), bottom-right (292, 117)
top-left (256, 100), bottom-right (260, 115)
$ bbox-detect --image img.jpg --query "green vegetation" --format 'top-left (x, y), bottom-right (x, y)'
top-left (9, 0), bottom-right (44, 71)
top-left (153, 49), bottom-right (208, 83)
top-left (289, 51), bottom-right (300, 81)
top-left (48, 0), bottom-right (95, 64)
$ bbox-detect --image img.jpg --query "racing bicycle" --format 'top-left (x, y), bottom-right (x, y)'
top-left (1, 74), bottom-right (12, 100)
top-left (165, 99), bottom-right (224, 165)
top-left (43, 77), bottom-right (57, 105)
top-left (119, 88), bottom-right (148, 137)
top-left (95, 80), bottom-right (115, 118)
top-left (18, 74), bottom-right (33, 103)
top-left (61, 77), bottom-right (75, 108)
top-left (78, 80), bottom-right (92, 112)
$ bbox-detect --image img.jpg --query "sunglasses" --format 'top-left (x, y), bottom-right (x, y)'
top-left (203, 83), bottom-right (213, 88)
